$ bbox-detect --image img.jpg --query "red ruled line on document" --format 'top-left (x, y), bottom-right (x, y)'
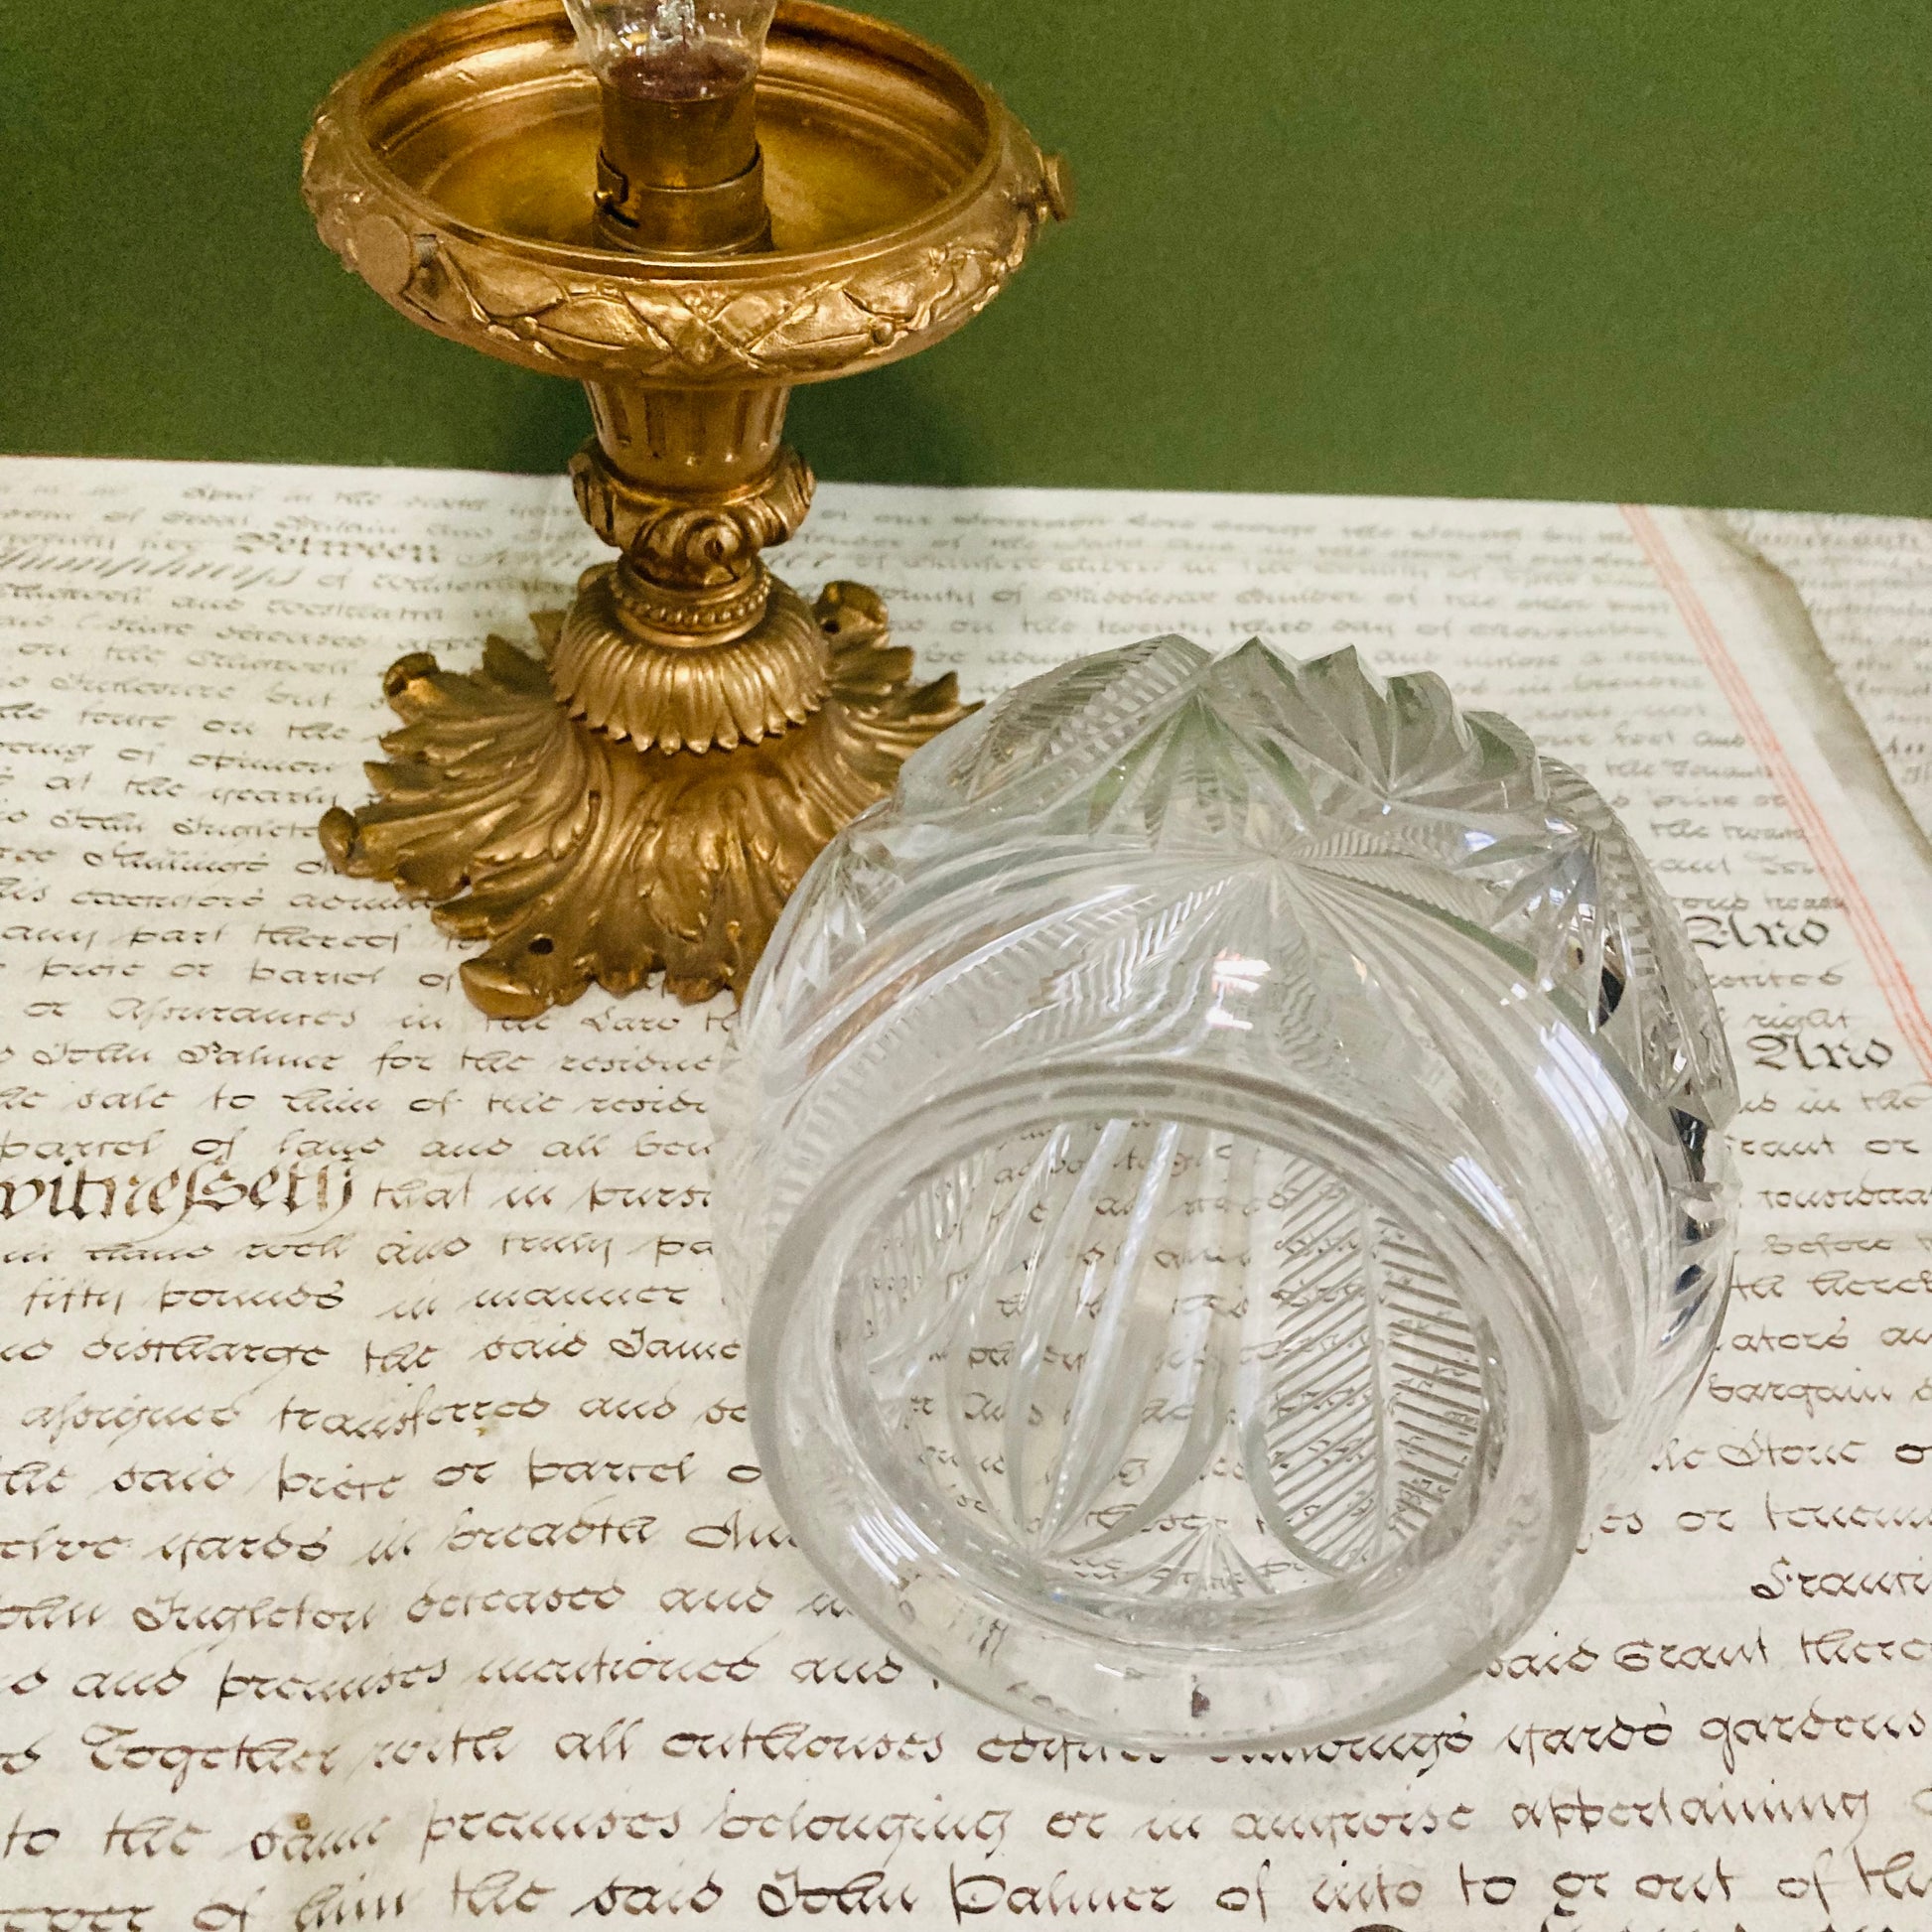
top-left (1622, 500), bottom-right (1932, 1085)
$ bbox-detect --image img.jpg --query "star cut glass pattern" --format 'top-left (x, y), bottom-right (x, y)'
top-left (712, 638), bottom-right (1738, 1749)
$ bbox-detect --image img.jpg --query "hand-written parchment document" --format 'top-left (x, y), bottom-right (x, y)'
top-left (1724, 509), bottom-right (1932, 852)
top-left (2, 458), bottom-right (1930, 1932)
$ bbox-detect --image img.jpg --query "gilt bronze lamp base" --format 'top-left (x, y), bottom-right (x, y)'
top-left (303, 0), bottom-right (1066, 1016)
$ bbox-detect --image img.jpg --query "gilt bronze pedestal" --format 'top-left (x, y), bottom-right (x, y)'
top-left (304, 0), bottom-right (1067, 1016)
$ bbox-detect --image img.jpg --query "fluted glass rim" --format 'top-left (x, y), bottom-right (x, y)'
top-left (748, 1058), bottom-right (1591, 1749)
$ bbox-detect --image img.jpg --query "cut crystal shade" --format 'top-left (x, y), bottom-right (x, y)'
top-left (713, 638), bottom-right (1737, 1748)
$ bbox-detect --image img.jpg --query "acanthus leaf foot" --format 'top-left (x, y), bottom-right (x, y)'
top-left (320, 596), bottom-right (969, 1018)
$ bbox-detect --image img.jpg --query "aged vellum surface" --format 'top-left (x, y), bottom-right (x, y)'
top-left (1, 458), bottom-right (1930, 1929)
top-left (1727, 509), bottom-right (1932, 851)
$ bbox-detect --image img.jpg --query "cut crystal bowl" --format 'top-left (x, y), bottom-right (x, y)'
top-left (713, 638), bottom-right (1737, 1748)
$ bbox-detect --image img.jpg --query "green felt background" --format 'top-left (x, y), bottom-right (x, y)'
top-left (4, 0), bottom-right (1928, 512)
